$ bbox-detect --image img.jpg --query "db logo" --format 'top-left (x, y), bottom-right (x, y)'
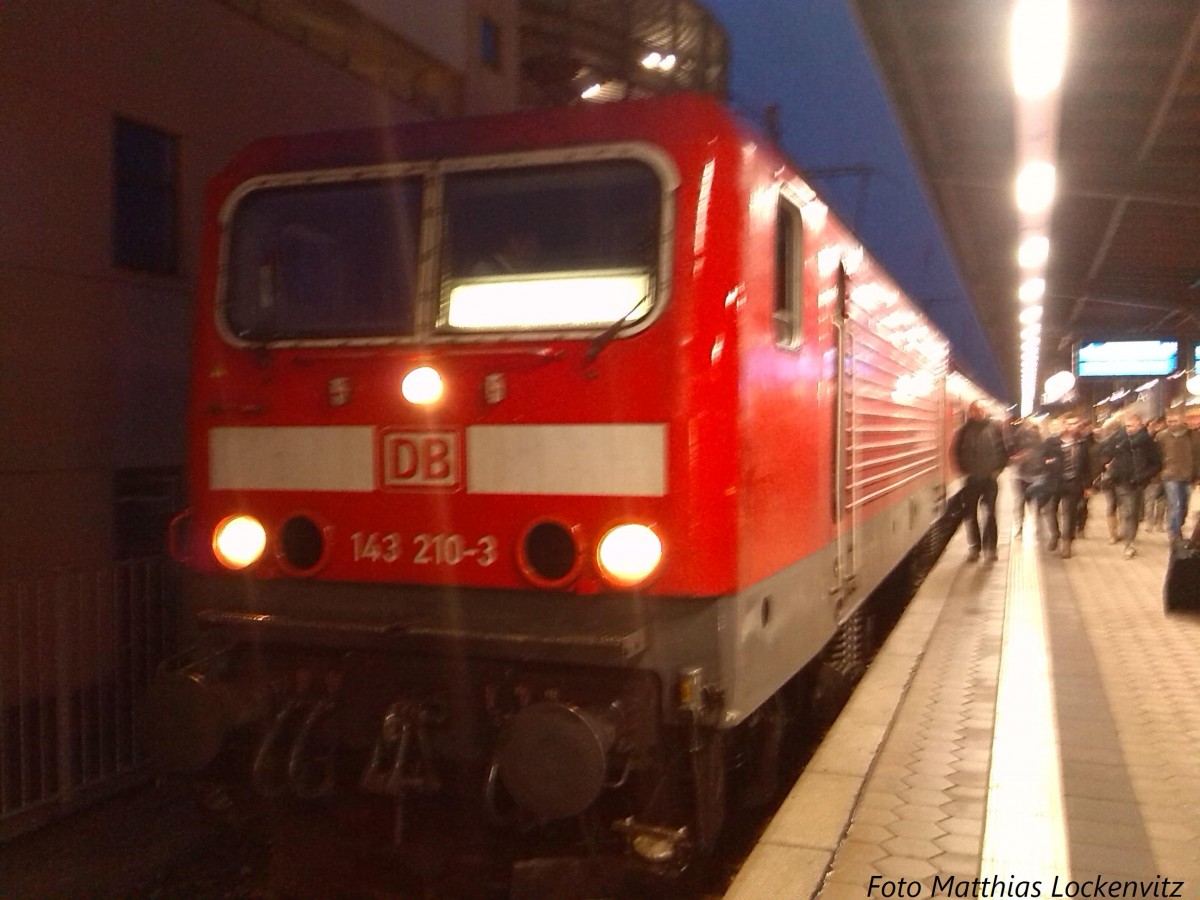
top-left (381, 431), bottom-right (460, 489)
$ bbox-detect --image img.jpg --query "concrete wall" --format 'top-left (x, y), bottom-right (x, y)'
top-left (348, 0), bottom-right (520, 114)
top-left (352, 0), bottom-right (469, 68)
top-left (0, 0), bottom-right (516, 576)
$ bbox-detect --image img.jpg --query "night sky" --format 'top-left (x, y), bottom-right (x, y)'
top-left (702, 0), bottom-right (1008, 400)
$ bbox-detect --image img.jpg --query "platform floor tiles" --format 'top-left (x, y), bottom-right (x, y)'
top-left (727, 488), bottom-right (1200, 899)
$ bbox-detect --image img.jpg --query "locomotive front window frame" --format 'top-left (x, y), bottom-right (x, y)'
top-left (436, 157), bottom-right (665, 337)
top-left (215, 144), bottom-right (677, 349)
top-left (220, 171), bottom-right (425, 344)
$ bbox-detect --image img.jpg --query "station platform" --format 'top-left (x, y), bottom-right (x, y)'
top-left (727, 488), bottom-right (1200, 899)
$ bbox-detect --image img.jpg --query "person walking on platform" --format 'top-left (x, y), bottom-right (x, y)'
top-left (1075, 417), bottom-right (1099, 536)
top-left (1155, 407), bottom-right (1199, 545)
top-left (1040, 414), bottom-right (1093, 559)
top-left (1100, 411), bottom-right (1162, 559)
top-left (1007, 418), bottom-right (1044, 537)
top-left (1093, 417), bottom-right (1122, 542)
top-left (1144, 416), bottom-right (1167, 531)
top-left (952, 401), bottom-right (1008, 563)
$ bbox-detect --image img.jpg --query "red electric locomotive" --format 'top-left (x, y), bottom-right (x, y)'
top-left (152, 92), bottom-right (977, 858)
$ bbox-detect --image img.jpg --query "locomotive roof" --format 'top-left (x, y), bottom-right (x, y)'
top-left (214, 92), bottom-right (741, 184)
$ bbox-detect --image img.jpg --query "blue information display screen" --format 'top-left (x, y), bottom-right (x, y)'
top-left (1075, 340), bottom-right (1178, 377)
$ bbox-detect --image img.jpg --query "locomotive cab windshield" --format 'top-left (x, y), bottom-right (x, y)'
top-left (440, 159), bottom-right (661, 334)
top-left (224, 176), bottom-right (424, 342)
top-left (219, 151), bottom-right (671, 345)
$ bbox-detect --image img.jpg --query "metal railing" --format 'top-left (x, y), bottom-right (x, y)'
top-left (0, 558), bottom-right (177, 841)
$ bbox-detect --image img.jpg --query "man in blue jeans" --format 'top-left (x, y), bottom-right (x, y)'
top-left (1155, 408), bottom-right (1199, 544)
top-left (952, 401), bottom-right (1008, 563)
top-left (1101, 411), bottom-right (1162, 559)
top-left (1039, 414), bottom-right (1094, 559)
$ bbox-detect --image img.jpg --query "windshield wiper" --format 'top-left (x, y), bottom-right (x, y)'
top-left (584, 295), bottom-right (649, 365)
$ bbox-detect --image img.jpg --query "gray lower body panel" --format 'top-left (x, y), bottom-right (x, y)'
top-left (183, 487), bottom-right (938, 729)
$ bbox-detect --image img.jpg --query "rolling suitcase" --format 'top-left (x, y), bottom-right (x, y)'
top-left (1163, 517), bottom-right (1200, 613)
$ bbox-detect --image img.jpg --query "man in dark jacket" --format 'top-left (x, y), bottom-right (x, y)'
top-left (1155, 408), bottom-right (1199, 544)
top-left (1101, 410), bottom-right (1163, 559)
top-left (1074, 417), bottom-right (1100, 537)
top-left (1007, 419), bottom-right (1045, 537)
top-left (1040, 414), bottom-right (1093, 559)
top-left (952, 401), bottom-right (1008, 562)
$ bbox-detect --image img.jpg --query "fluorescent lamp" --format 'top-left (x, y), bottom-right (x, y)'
top-left (1044, 370), bottom-right (1076, 403)
top-left (1018, 235), bottom-right (1050, 269)
top-left (1019, 277), bottom-right (1046, 303)
top-left (446, 272), bottom-right (651, 331)
top-left (641, 52), bottom-right (676, 72)
top-left (1016, 161), bottom-right (1056, 213)
top-left (1012, 0), bottom-right (1069, 98)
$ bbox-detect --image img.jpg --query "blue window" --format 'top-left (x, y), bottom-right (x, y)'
top-left (481, 17), bottom-right (501, 70)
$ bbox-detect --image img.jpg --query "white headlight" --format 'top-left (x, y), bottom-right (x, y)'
top-left (596, 523), bottom-right (662, 588)
top-left (402, 366), bottom-right (444, 405)
top-left (213, 515), bottom-right (267, 570)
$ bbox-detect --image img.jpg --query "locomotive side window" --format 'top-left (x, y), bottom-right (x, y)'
top-left (224, 177), bottom-right (422, 341)
top-left (774, 196), bottom-right (803, 349)
top-left (439, 161), bottom-right (661, 333)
